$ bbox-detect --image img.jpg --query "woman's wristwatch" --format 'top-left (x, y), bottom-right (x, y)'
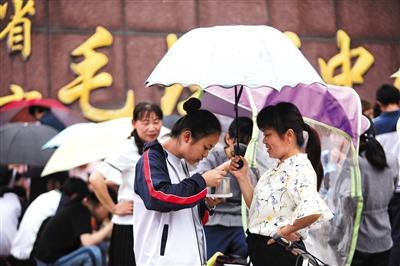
top-left (205, 202), bottom-right (216, 215)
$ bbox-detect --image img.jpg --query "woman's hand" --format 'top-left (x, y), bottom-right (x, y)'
top-left (267, 226), bottom-right (302, 255)
top-left (267, 225), bottom-right (301, 245)
top-left (277, 226), bottom-right (301, 242)
top-left (229, 156), bottom-right (249, 183)
top-left (229, 156), bottom-right (254, 207)
top-left (202, 168), bottom-right (226, 187)
top-left (113, 200), bottom-right (134, 215)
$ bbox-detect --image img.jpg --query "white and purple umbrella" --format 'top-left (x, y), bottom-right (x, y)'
top-left (145, 25), bottom-right (362, 266)
top-left (146, 25), bottom-right (363, 164)
top-left (146, 25), bottom-right (328, 162)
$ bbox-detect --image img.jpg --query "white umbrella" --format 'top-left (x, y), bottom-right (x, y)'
top-left (146, 25), bottom-right (324, 168)
top-left (41, 117), bottom-right (170, 176)
top-left (146, 25), bottom-right (323, 89)
top-left (42, 122), bottom-right (96, 149)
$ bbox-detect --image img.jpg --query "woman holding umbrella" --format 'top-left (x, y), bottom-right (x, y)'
top-left (89, 102), bottom-right (163, 266)
top-left (230, 102), bottom-right (333, 266)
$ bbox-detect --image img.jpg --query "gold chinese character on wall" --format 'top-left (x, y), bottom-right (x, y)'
top-left (58, 26), bottom-right (134, 122)
top-left (0, 2), bottom-right (8, 20)
top-left (318, 30), bottom-right (374, 87)
top-left (0, 84), bottom-right (42, 106)
top-left (284, 31), bottom-right (301, 48)
top-left (0, 0), bottom-right (35, 60)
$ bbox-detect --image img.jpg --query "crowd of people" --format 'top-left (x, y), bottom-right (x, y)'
top-left (356, 84), bottom-right (400, 266)
top-left (0, 84), bottom-right (399, 266)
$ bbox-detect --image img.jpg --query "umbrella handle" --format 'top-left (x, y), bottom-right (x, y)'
top-left (234, 85), bottom-right (244, 169)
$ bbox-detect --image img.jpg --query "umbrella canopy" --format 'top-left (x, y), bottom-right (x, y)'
top-left (41, 117), bottom-right (170, 177)
top-left (42, 122), bottom-right (96, 149)
top-left (146, 25), bottom-right (323, 89)
top-left (0, 98), bottom-right (83, 127)
top-left (146, 25), bottom-right (325, 166)
top-left (0, 122), bottom-right (58, 166)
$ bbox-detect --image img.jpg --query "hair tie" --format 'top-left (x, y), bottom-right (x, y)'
top-left (364, 132), bottom-right (374, 142)
top-left (303, 123), bottom-right (310, 131)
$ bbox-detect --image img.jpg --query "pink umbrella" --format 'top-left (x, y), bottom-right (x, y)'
top-left (0, 98), bottom-right (83, 127)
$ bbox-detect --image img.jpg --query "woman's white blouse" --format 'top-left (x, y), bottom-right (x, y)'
top-left (248, 153), bottom-right (333, 238)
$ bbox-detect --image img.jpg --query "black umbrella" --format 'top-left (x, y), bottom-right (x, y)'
top-left (0, 122), bottom-right (58, 166)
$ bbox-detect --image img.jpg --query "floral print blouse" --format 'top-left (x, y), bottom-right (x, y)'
top-left (248, 153), bottom-right (333, 238)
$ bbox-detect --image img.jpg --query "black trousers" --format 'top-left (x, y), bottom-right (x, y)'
top-left (389, 192), bottom-right (400, 266)
top-left (351, 249), bottom-right (390, 266)
top-left (247, 232), bottom-right (303, 266)
top-left (109, 224), bottom-right (135, 266)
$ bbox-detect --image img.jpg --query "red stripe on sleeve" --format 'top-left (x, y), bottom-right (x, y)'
top-left (143, 150), bottom-right (207, 205)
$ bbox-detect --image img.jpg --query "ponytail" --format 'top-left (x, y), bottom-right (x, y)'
top-left (304, 124), bottom-right (323, 190)
top-left (130, 129), bottom-right (145, 155)
top-left (359, 124), bottom-right (388, 170)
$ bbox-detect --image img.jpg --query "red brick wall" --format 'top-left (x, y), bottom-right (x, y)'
top-left (1, 0), bottom-right (399, 113)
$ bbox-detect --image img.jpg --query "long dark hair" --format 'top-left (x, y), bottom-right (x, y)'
top-left (359, 120), bottom-right (388, 170)
top-left (130, 102), bottom-right (163, 154)
top-left (257, 102), bottom-right (323, 190)
top-left (170, 98), bottom-right (221, 142)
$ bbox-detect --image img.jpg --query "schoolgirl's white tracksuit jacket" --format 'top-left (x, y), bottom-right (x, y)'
top-left (134, 141), bottom-right (210, 266)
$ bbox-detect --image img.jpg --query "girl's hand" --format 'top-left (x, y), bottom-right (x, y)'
top-left (229, 156), bottom-right (249, 182)
top-left (216, 160), bottom-right (231, 172)
top-left (202, 169), bottom-right (226, 187)
top-left (205, 197), bottom-right (223, 208)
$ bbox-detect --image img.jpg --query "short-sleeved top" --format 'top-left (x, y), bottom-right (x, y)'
top-left (11, 190), bottom-right (62, 259)
top-left (95, 138), bottom-right (140, 225)
top-left (248, 153), bottom-right (333, 238)
top-left (33, 203), bottom-right (92, 263)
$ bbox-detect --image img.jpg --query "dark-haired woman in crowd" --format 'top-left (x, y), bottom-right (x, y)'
top-left (230, 102), bottom-right (333, 266)
top-left (133, 98), bottom-right (226, 265)
top-left (351, 119), bottom-right (398, 266)
top-left (89, 102), bottom-right (163, 266)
